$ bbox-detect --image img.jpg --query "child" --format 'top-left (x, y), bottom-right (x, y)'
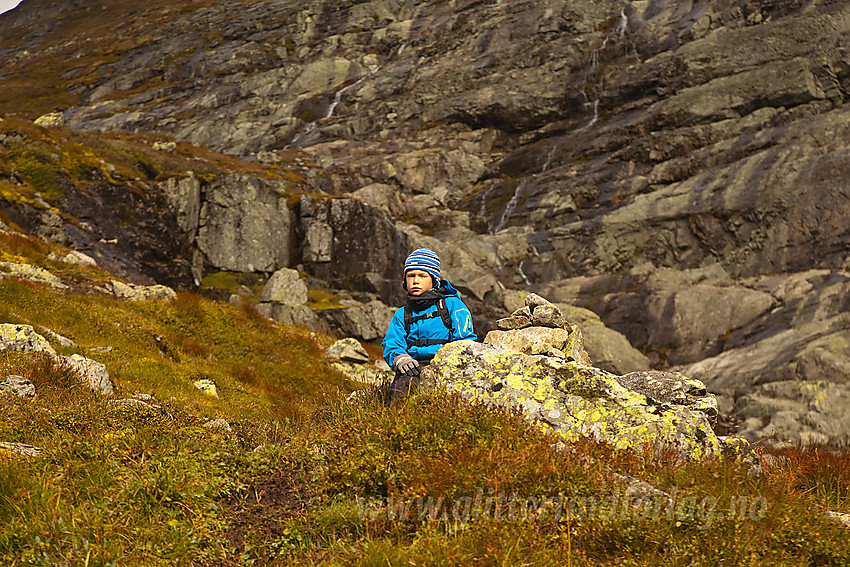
top-left (382, 248), bottom-right (477, 402)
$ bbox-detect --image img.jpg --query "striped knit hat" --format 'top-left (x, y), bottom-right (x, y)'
top-left (403, 248), bottom-right (441, 286)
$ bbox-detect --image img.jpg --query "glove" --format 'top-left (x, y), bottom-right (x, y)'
top-left (393, 354), bottom-right (420, 377)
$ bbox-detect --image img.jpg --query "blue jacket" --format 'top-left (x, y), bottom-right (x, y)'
top-left (382, 281), bottom-right (477, 367)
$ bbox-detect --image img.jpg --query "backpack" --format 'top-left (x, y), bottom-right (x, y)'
top-left (403, 298), bottom-right (452, 349)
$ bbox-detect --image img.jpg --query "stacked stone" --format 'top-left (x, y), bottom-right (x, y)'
top-left (485, 293), bottom-right (592, 366)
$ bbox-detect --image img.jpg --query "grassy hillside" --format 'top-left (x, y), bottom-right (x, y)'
top-left (0, 0), bottom-right (228, 119)
top-left (1, 227), bottom-right (849, 566)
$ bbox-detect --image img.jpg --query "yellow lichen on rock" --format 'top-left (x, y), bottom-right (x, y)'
top-left (0, 262), bottom-right (68, 290)
top-left (33, 112), bottom-right (64, 127)
top-left (425, 340), bottom-right (723, 460)
top-left (0, 324), bottom-right (57, 356)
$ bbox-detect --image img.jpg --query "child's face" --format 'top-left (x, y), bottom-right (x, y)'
top-left (405, 269), bottom-right (434, 296)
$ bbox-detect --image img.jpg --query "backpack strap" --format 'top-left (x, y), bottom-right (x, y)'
top-left (437, 298), bottom-right (452, 332)
top-left (404, 299), bottom-right (453, 349)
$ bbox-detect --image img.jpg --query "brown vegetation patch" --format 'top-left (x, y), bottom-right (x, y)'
top-left (223, 465), bottom-right (315, 556)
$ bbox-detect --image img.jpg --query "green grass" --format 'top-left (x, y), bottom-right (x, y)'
top-left (0, 230), bottom-right (849, 565)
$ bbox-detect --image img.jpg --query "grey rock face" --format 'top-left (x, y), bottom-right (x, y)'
top-left (735, 381), bottom-right (850, 449)
top-left (299, 196), bottom-right (409, 304)
top-left (678, 271), bottom-right (850, 397)
top-left (540, 272), bottom-right (777, 367)
top-left (318, 300), bottom-right (395, 343)
top-left (161, 173), bottom-right (202, 240)
top-left (197, 175), bottom-right (292, 273)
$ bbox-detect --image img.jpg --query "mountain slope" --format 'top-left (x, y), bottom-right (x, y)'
top-left (2, 0), bottom-right (850, 447)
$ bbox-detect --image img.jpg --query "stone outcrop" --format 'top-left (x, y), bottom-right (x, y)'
top-left (422, 340), bottom-right (722, 461)
top-left (325, 338), bottom-right (369, 363)
top-left (0, 325), bottom-right (114, 395)
top-left (195, 174), bottom-right (292, 273)
top-left (55, 250), bottom-right (98, 268)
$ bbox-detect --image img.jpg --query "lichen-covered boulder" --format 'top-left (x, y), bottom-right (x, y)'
top-left (330, 360), bottom-right (392, 387)
top-left (0, 324), bottom-right (57, 356)
top-left (34, 112), bottom-right (64, 127)
top-left (0, 375), bottom-right (36, 398)
top-left (62, 251), bottom-right (99, 267)
top-left (0, 262), bottom-right (68, 290)
top-left (106, 280), bottom-right (177, 301)
top-left (422, 341), bottom-right (722, 460)
top-left (57, 354), bottom-right (114, 396)
top-left (193, 379), bottom-right (218, 397)
top-left (258, 268), bottom-right (308, 306)
top-left (325, 338), bottom-right (369, 363)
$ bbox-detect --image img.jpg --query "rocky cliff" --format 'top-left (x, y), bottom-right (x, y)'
top-left (2, 0), bottom-right (850, 447)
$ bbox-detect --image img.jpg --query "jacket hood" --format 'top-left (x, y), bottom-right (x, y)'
top-left (437, 279), bottom-right (460, 297)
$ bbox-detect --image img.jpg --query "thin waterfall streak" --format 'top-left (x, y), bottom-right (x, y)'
top-left (617, 7), bottom-right (628, 39)
top-left (494, 178), bottom-right (527, 233)
top-left (517, 260), bottom-right (532, 286)
top-left (286, 66), bottom-right (380, 147)
top-left (584, 99), bottom-right (599, 129)
top-left (541, 146), bottom-right (557, 173)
